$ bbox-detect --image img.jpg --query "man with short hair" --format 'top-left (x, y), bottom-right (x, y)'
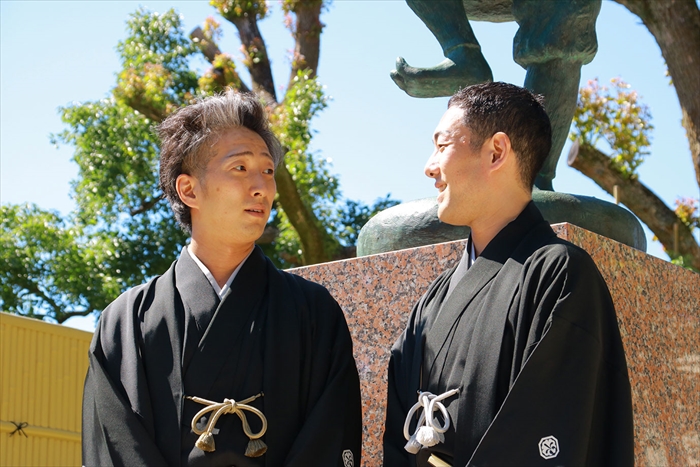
top-left (83, 90), bottom-right (362, 466)
top-left (383, 82), bottom-right (633, 466)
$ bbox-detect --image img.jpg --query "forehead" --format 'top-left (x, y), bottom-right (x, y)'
top-left (434, 106), bottom-right (469, 139)
top-left (211, 126), bottom-right (269, 153)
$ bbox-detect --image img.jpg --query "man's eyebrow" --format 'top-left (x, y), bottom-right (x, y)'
top-left (433, 130), bottom-right (447, 142)
top-left (225, 150), bottom-right (273, 159)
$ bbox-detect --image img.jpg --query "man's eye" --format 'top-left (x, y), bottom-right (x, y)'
top-left (263, 168), bottom-right (275, 175)
top-left (234, 165), bottom-right (246, 171)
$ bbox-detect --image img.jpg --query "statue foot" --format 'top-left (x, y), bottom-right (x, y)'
top-left (390, 46), bottom-right (493, 98)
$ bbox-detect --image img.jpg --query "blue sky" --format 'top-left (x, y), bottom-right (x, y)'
top-left (1, 1), bottom-right (698, 330)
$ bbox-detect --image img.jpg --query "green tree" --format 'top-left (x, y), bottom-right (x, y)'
top-left (0, 2), bottom-right (398, 323)
top-left (569, 77), bottom-right (699, 271)
top-left (568, 0), bottom-right (700, 271)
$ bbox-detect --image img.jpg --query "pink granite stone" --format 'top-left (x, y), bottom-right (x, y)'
top-left (289, 223), bottom-right (700, 466)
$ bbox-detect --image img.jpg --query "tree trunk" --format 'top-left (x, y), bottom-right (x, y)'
top-left (275, 163), bottom-right (334, 264)
top-left (613, 0), bottom-right (700, 186)
top-left (224, 15), bottom-right (277, 104)
top-left (288, 0), bottom-right (323, 87)
top-left (569, 141), bottom-right (700, 270)
top-left (205, 6), bottom-right (340, 265)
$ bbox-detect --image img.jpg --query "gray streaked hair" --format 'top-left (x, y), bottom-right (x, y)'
top-left (157, 89), bottom-right (283, 233)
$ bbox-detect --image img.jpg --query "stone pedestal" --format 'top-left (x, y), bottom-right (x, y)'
top-left (290, 223), bottom-right (700, 466)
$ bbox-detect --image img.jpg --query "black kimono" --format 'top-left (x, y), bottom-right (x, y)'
top-left (384, 202), bottom-right (634, 466)
top-left (83, 246), bottom-right (362, 467)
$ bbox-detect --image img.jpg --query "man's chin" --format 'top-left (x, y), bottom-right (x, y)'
top-left (252, 226), bottom-right (272, 244)
top-left (437, 205), bottom-right (454, 224)
top-left (437, 208), bottom-right (468, 227)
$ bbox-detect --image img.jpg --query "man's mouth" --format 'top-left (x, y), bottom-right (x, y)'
top-left (245, 207), bottom-right (266, 215)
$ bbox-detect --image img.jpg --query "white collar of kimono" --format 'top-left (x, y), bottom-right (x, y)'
top-left (187, 245), bottom-right (253, 299)
top-left (468, 237), bottom-right (476, 269)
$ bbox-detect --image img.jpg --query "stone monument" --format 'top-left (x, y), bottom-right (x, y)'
top-left (292, 225), bottom-right (700, 466)
top-left (358, 0), bottom-right (646, 255)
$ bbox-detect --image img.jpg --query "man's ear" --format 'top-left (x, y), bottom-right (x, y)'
top-left (176, 173), bottom-right (199, 210)
top-left (489, 132), bottom-right (512, 170)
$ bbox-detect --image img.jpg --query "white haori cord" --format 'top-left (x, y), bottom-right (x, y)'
top-left (403, 388), bottom-right (460, 454)
top-left (187, 393), bottom-right (268, 457)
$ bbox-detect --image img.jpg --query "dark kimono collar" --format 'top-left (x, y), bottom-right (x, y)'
top-left (477, 200), bottom-right (553, 265)
top-left (176, 247), bottom-right (221, 333)
top-left (446, 200), bottom-right (551, 299)
top-left (176, 245), bottom-right (269, 381)
top-left (175, 245), bottom-right (263, 307)
top-left (425, 201), bottom-right (554, 380)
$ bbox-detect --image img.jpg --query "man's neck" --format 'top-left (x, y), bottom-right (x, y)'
top-left (188, 238), bottom-right (255, 288)
top-left (470, 196), bottom-right (530, 256)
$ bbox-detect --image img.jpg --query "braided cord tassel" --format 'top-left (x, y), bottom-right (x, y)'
top-left (403, 389), bottom-right (459, 453)
top-left (188, 392), bottom-right (268, 456)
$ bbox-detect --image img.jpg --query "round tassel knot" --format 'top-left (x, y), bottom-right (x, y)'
top-left (245, 438), bottom-right (268, 457)
top-left (416, 426), bottom-right (443, 447)
top-left (195, 432), bottom-right (216, 452)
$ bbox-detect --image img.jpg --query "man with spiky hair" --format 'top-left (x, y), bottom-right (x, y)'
top-left (82, 90), bottom-right (362, 467)
top-left (383, 82), bottom-right (633, 466)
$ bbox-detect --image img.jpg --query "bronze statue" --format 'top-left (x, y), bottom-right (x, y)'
top-left (392, 0), bottom-right (602, 190)
top-left (357, 0), bottom-right (647, 256)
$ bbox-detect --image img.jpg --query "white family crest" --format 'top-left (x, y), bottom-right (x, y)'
top-left (539, 435), bottom-right (559, 459)
top-left (342, 449), bottom-right (354, 467)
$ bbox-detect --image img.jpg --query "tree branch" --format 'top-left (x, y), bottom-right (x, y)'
top-left (287, 0), bottom-right (323, 89)
top-left (190, 26), bottom-right (251, 93)
top-left (613, 0), bottom-right (700, 186)
top-left (18, 280), bottom-right (93, 323)
top-left (55, 308), bottom-right (96, 324)
top-left (568, 141), bottom-right (700, 270)
top-left (221, 13), bottom-right (277, 104)
top-left (129, 195), bottom-right (162, 216)
top-left (21, 281), bottom-right (62, 319)
top-left (123, 98), bottom-right (166, 123)
top-left (190, 26), bottom-right (223, 63)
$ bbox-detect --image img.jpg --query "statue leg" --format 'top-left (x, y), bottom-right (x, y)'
top-left (391, 0), bottom-right (493, 98)
top-left (513, 0), bottom-right (602, 190)
top-left (524, 60), bottom-right (582, 190)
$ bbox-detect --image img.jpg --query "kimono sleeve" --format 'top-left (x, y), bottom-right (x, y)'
top-left (82, 288), bottom-right (168, 467)
top-left (283, 282), bottom-right (363, 467)
top-left (467, 247), bottom-right (634, 466)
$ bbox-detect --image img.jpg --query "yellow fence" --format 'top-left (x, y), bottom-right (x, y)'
top-left (0, 313), bottom-right (93, 467)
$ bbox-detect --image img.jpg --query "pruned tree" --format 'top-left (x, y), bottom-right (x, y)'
top-left (568, 0), bottom-right (700, 271)
top-left (612, 0), bottom-right (700, 187)
top-left (569, 78), bottom-right (699, 271)
top-left (569, 0), bottom-right (700, 271)
top-left (0, 2), bottom-right (398, 323)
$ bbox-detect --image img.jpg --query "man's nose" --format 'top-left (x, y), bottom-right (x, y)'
top-left (424, 152), bottom-right (439, 178)
top-left (250, 173), bottom-right (270, 197)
